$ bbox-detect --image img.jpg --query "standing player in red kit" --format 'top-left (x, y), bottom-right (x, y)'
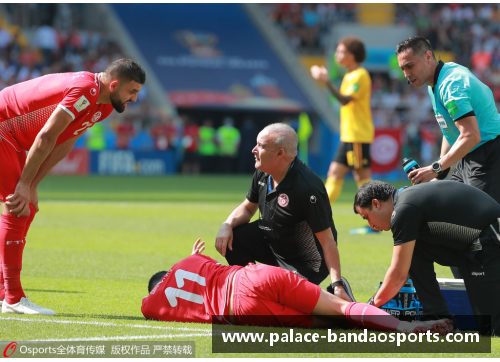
top-left (0, 59), bottom-right (145, 315)
top-left (142, 239), bottom-right (454, 334)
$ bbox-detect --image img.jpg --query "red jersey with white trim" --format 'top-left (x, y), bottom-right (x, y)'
top-left (141, 254), bottom-right (243, 324)
top-left (0, 71), bottom-right (114, 152)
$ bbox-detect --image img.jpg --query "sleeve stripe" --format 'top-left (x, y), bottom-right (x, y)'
top-left (58, 104), bottom-right (75, 120)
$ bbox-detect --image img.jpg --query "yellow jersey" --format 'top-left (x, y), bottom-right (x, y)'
top-left (339, 67), bottom-right (374, 143)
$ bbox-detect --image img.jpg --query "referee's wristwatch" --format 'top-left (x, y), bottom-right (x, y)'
top-left (431, 160), bottom-right (443, 175)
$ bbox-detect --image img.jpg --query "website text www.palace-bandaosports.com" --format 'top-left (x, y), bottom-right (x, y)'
top-left (220, 329), bottom-right (480, 347)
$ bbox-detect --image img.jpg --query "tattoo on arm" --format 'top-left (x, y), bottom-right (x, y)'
top-left (326, 81), bottom-right (351, 105)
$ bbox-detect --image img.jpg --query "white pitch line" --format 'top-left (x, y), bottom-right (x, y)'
top-left (0, 317), bottom-right (210, 333)
top-left (27, 333), bottom-right (211, 342)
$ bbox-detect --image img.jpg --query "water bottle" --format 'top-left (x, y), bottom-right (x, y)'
top-left (379, 279), bottom-right (422, 321)
top-left (402, 157), bottom-right (420, 175)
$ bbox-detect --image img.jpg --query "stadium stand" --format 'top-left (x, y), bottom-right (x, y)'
top-left (2, 3), bottom-right (498, 175)
top-left (263, 3), bottom-right (500, 164)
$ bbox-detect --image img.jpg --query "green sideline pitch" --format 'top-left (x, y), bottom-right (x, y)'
top-left (0, 175), bottom-right (497, 357)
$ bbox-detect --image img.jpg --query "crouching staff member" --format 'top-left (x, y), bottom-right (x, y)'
top-left (354, 180), bottom-right (500, 335)
top-left (215, 123), bottom-right (354, 302)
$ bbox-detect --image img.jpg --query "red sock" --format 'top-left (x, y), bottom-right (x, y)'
top-left (0, 241), bottom-right (3, 300)
top-left (0, 213), bottom-right (28, 304)
top-left (344, 302), bottom-right (400, 331)
top-left (0, 273), bottom-right (3, 300)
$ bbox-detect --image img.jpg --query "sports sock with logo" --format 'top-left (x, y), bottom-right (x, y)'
top-left (0, 213), bottom-right (28, 304)
top-left (356, 178), bottom-right (371, 189)
top-left (344, 302), bottom-right (400, 331)
top-left (325, 177), bottom-right (343, 205)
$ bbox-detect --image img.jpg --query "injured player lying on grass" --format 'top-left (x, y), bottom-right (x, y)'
top-left (141, 239), bottom-right (453, 335)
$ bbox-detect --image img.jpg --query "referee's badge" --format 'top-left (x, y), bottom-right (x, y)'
top-left (278, 193), bottom-right (289, 207)
top-left (435, 114), bottom-right (448, 132)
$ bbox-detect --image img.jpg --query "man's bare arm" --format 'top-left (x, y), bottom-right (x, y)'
top-left (316, 228), bottom-right (352, 302)
top-left (439, 116), bottom-right (481, 170)
top-left (373, 241), bottom-right (415, 307)
top-left (408, 116), bottom-right (480, 184)
top-left (310, 65), bottom-right (352, 105)
top-left (6, 107), bottom-right (73, 216)
top-left (31, 132), bottom-right (85, 189)
top-left (215, 199), bottom-right (258, 257)
top-left (325, 81), bottom-right (352, 105)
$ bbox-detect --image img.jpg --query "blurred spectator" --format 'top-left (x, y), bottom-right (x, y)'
top-left (86, 122), bottom-right (106, 151)
top-left (0, 25), bottom-right (13, 58)
top-left (238, 117), bottom-right (259, 174)
top-left (198, 119), bottom-right (218, 174)
top-left (419, 121), bottom-right (441, 165)
top-left (129, 129), bottom-right (154, 151)
top-left (150, 114), bottom-right (177, 151)
top-left (16, 63), bottom-right (40, 83)
top-left (262, 3), bottom-right (356, 53)
top-left (115, 116), bottom-right (136, 150)
top-left (216, 117), bottom-right (241, 173)
top-left (34, 23), bottom-right (59, 67)
top-left (181, 115), bottom-right (200, 174)
top-left (263, 3), bottom-right (500, 163)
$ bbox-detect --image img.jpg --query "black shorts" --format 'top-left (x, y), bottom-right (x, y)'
top-left (451, 135), bottom-right (500, 204)
top-left (183, 151), bottom-right (199, 164)
top-left (334, 142), bottom-right (371, 169)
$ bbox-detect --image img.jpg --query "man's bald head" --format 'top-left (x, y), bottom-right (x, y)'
top-left (261, 123), bottom-right (298, 158)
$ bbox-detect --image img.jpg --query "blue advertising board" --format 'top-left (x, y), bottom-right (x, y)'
top-left (111, 4), bottom-right (312, 112)
top-left (90, 150), bottom-right (176, 175)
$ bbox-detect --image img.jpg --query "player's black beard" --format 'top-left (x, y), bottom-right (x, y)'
top-left (110, 94), bottom-right (127, 113)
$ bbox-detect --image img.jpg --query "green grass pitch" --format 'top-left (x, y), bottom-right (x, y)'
top-left (0, 175), bottom-right (497, 357)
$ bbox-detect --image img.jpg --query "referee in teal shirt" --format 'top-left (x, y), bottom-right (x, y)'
top-left (396, 36), bottom-right (500, 279)
top-left (396, 36), bottom-right (500, 199)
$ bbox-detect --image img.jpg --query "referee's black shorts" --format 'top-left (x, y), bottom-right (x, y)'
top-left (224, 221), bottom-right (329, 285)
top-left (451, 135), bottom-right (500, 204)
top-left (334, 142), bottom-right (371, 169)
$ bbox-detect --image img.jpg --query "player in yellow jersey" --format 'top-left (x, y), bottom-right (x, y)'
top-left (311, 36), bottom-right (374, 199)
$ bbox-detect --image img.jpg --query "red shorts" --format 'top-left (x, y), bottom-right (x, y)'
top-left (232, 264), bottom-right (321, 328)
top-left (0, 139), bottom-right (25, 202)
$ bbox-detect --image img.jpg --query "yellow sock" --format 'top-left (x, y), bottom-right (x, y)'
top-left (356, 178), bottom-right (371, 189)
top-left (325, 177), bottom-right (343, 204)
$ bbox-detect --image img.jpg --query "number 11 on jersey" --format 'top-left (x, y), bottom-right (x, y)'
top-left (165, 269), bottom-right (206, 307)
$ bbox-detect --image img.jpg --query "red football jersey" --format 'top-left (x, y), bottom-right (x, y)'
top-left (0, 71), bottom-right (114, 152)
top-left (141, 254), bottom-right (243, 324)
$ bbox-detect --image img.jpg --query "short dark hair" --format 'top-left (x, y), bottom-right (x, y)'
top-left (105, 58), bottom-right (146, 85)
top-left (339, 36), bottom-right (366, 63)
top-left (148, 271), bottom-right (167, 293)
top-left (395, 36), bottom-right (436, 59)
top-left (353, 180), bottom-right (396, 213)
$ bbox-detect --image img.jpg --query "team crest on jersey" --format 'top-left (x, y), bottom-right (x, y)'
top-left (74, 95), bottom-right (90, 112)
top-left (391, 210), bottom-right (397, 219)
top-left (278, 193), bottom-right (289, 207)
top-left (92, 112), bottom-right (102, 123)
top-left (310, 195), bottom-right (317, 203)
top-left (90, 88), bottom-right (97, 96)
